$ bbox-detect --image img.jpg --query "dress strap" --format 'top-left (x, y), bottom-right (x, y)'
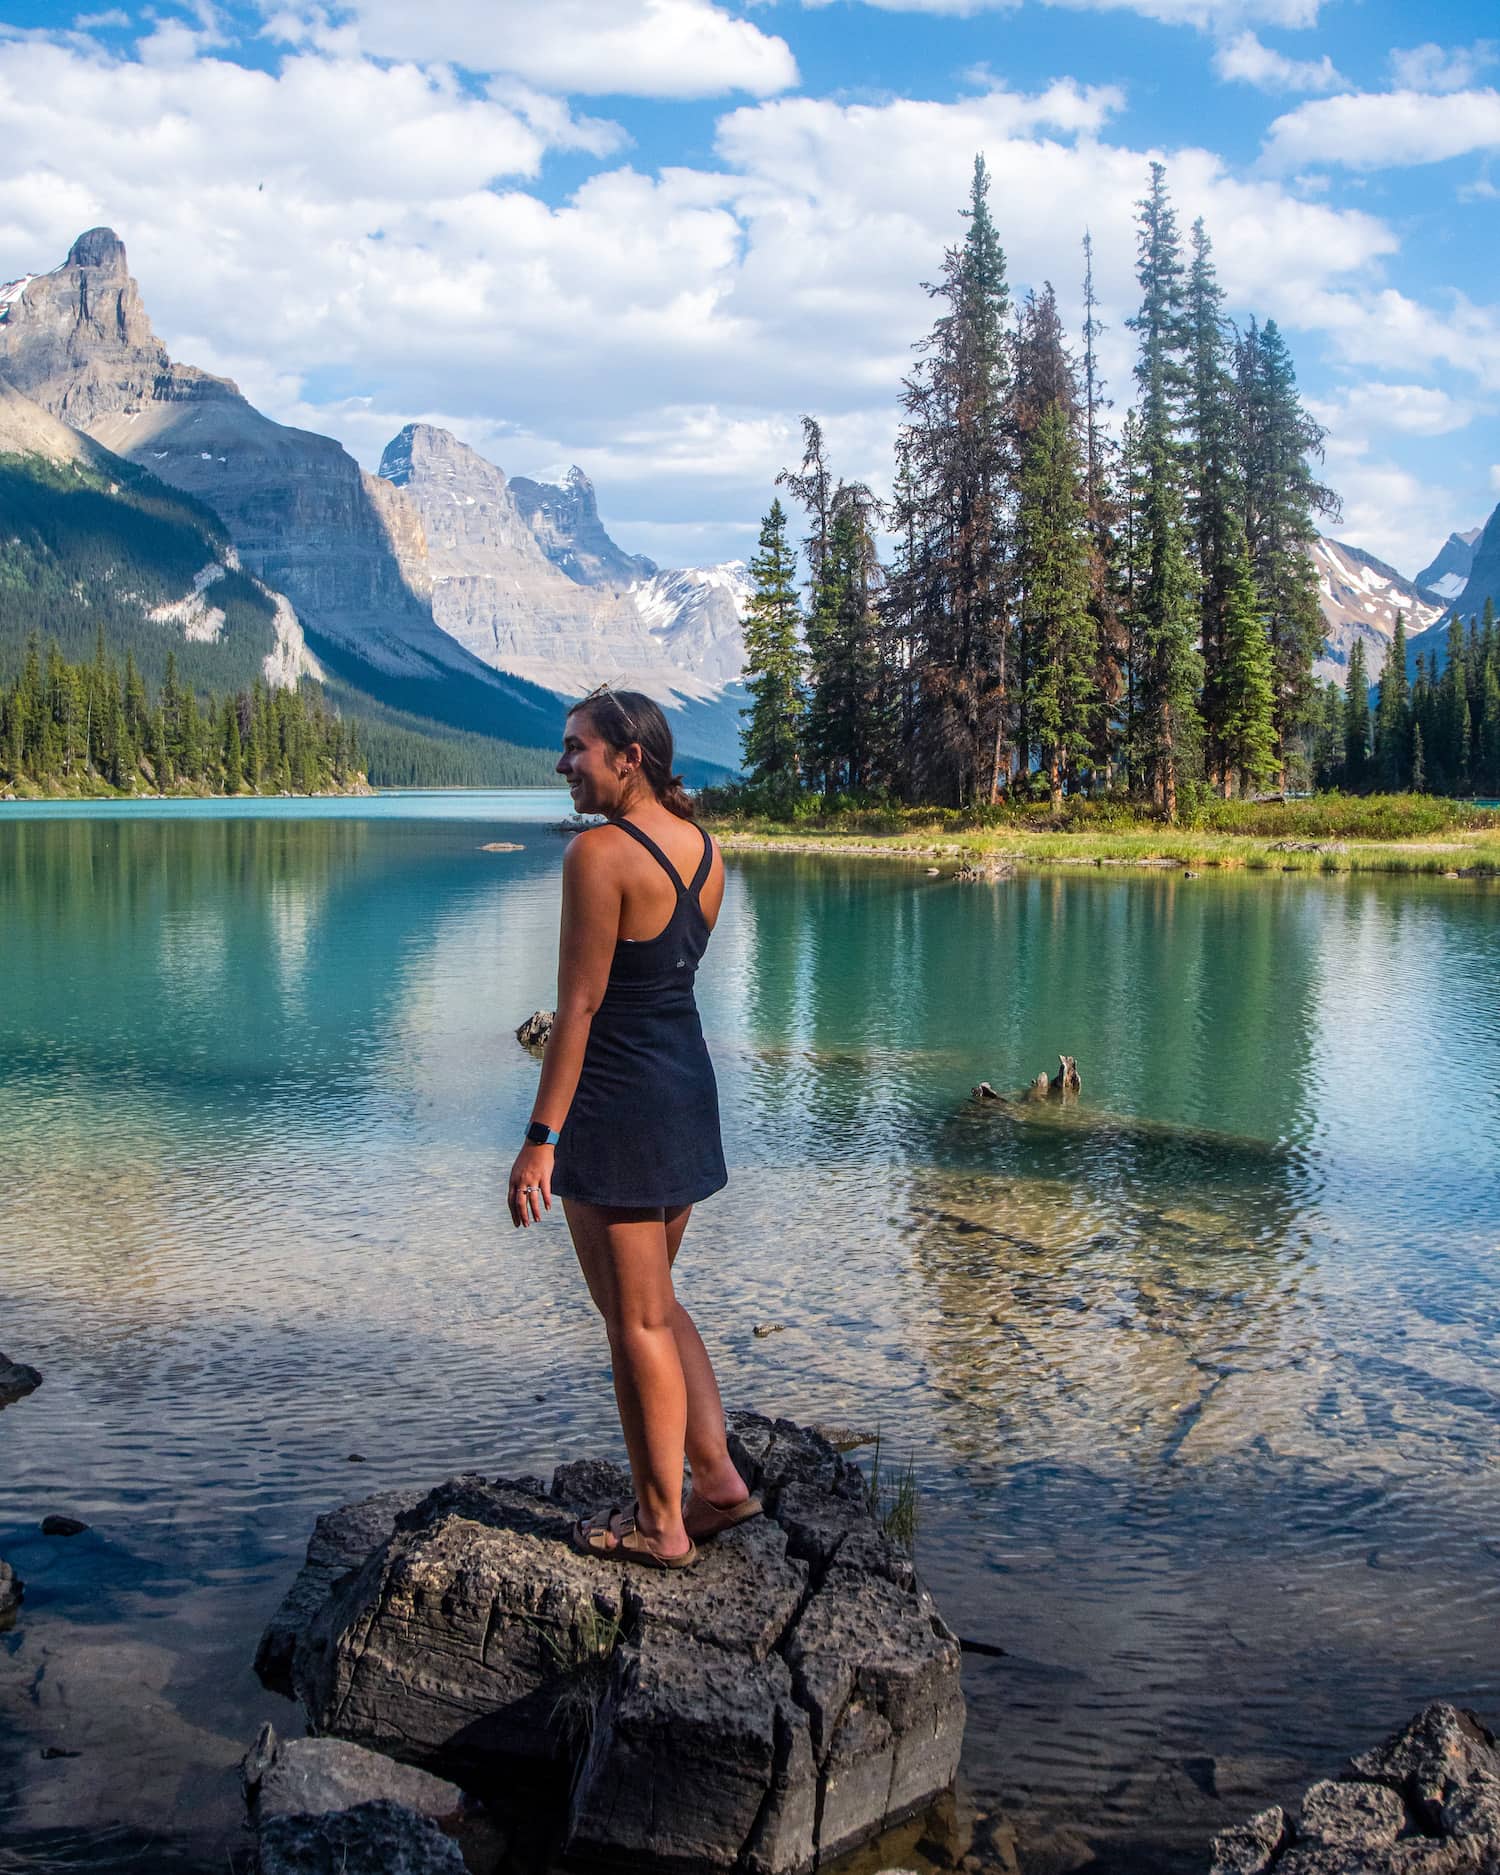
top-left (610, 817), bottom-right (686, 894)
top-left (687, 823), bottom-right (713, 901)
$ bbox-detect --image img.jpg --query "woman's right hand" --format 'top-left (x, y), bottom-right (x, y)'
top-left (507, 1144), bottom-right (554, 1229)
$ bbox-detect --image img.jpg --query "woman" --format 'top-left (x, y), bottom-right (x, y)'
top-left (507, 688), bottom-right (759, 1570)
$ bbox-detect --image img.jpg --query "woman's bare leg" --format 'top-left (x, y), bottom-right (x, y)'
top-left (563, 1198), bottom-right (691, 1555)
top-left (664, 1206), bottom-right (749, 1511)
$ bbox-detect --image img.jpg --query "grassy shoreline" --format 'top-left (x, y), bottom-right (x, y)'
top-left (704, 797), bottom-right (1500, 876)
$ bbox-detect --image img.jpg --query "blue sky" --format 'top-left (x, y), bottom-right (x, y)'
top-left (0, 0), bottom-right (1496, 576)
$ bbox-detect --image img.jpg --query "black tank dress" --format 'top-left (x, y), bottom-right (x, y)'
top-left (550, 818), bottom-right (728, 1211)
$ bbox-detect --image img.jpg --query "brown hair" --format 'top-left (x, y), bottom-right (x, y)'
top-left (570, 687), bottom-right (696, 820)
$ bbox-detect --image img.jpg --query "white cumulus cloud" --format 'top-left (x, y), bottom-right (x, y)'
top-left (1306, 383), bottom-right (1478, 439)
top-left (265, 0), bottom-right (799, 98)
top-left (1263, 87), bottom-right (1500, 171)
top-left (1213, 29), bottom-right (1343, 92)
top-left (1388, 41), bottom-right (1497, 94)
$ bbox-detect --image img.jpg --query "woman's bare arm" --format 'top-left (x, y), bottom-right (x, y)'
top-left (507, 832), bottom-right (620, 1226)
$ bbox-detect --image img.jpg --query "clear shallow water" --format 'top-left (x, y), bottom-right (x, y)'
top-left (1, 794), bottom-right (1499, 1873)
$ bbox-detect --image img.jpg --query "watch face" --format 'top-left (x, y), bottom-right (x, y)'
top-left (526, 1122), bottom-right (552, 1145)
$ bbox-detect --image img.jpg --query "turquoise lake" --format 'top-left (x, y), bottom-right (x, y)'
top-left (1, 791), bottom-right (1499, 1873)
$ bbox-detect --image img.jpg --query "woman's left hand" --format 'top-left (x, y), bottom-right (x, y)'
top-left (507, 1145), bottom-right (554, 1228)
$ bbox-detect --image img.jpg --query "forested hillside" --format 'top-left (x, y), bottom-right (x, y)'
top-left (0, 449), bottom-right (559, 790)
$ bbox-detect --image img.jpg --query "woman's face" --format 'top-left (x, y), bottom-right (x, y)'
top-left (557, 710), bottom-right (636, 814)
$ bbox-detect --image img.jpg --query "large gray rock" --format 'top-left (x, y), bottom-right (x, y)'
top-left (243, 1722), bottom-right (462, 1825)
top-left (255, 1799), bottom-right (466, 1875)
top-left (260, 1415), bottom-right (965, 1872)
top-left (1209, 1705), bottom-right (1500, 1874)
top-left (255, 1488), bottom-right (426, 1697)
top-left (0, 1351), bottom-right (42, 1406)
top-left (0, 1559), bottom-right (22, 1628)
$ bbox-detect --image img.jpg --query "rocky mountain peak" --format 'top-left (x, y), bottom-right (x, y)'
top-left (66, 227), bottom-right (129, 276)
top-left (508, 465), bottom-right (656, 589)
top-left (377, 421), bottom-right (493, 488)
top-left (1415, 525), bottom-right (1483, 603)
top-left (0, 225), bottom-right (234, 429)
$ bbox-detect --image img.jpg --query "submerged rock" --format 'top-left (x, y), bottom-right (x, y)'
top-left (41, 1515), bottom-right (88, 1537)
top-left (0, 1352), bottom-right (42, 1406)
top-left (255, 1799), bottom-right (466, 1875)
top-left (258, 1414), bottom-right (965, 1873)
top-left (0, 1559), bottom-right (22, 1628)
top-left (1209, 1704), bottom-right (1500, 1874)
top-left (243, 1723), bottom-right (463, 1825)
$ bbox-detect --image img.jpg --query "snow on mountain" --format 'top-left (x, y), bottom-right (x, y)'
top-left (1415, 526), bottom-right (1481, 600)
top-left (1311, 535), bottom-right (1445, 681)
top-left (376, 425), bottom-right (749, 722)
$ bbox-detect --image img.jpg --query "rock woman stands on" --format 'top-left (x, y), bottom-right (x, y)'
top-left (507, 688), bottom-right (760, 1569)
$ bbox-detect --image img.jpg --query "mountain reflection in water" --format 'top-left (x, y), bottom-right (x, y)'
top-left (1, 804), bottom-right (1498, 1875)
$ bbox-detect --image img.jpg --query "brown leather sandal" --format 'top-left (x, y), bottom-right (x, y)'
top-left (570, 1502), bottom-right (698, 1571)
top-left (684, 1487), bottom-right (763, 1543)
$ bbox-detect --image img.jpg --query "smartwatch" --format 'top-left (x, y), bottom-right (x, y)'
top-left (525, 1121), bottom-right (561, 1146)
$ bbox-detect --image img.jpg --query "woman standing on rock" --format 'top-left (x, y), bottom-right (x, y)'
top-left (507, 688), bottom-right (759, 1570)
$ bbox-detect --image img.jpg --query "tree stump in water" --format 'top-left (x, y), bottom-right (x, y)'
top-left (515, 1010), bottom-right (553, 1055)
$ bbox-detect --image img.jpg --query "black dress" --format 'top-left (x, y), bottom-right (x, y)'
top-left (550, 818), bottom-right (728, 1211)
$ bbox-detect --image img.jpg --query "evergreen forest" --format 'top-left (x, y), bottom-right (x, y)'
top-left (0, 451), bottom-right (559, 792)
top-left (737, 157), bottom-right (1498, 816)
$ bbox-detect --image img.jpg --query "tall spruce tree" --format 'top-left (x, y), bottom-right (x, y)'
top-left (1017, 398), bottom-right (1094, 802)
top-left (1237, 317), bottom-right (1337, 783)
top-left (1343, 635), bottom-right (1370, 789)
top-left (1217, 537), bottom-right (1277, 796)
top-left (739, 498), bottom-right (805, 797)
top-left (1374, 612), bottom-right (1410, 791)
top-left (1080, 230), bottom-right (1125, 782)
top-left (1185, 218), bottom-right (1241, 791)
top-left (890, 153), bottom-right (1013, 804)
top-left (1126, 161), bottom-right (1201, 818)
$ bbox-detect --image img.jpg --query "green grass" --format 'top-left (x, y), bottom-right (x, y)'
top-left (864, 1433), bottom-right (921, 1552)
top-left (702, 792), bottom-right (1500, 877)
top-left (528, 1600), bottom-right (625, 1755)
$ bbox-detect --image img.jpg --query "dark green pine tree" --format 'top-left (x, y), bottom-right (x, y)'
top-left (1080, 229), bottom-right (1125, 783)
top-left (800, 491), bottom-right (884, 797)
top-left (1342, 634), bottom-right (1370, 789)
top-left (1216, 537), bottom-right (1277, 796)
top-left (889, 152), bottom-right (1013, 804)
top-left (1411, 719), bottom-right (1426, 793)
top-left (1017, 397), bottom-right (1094, 802)
top-left (1312, 680), bottom-right (1344, 788)
top-left (1185, 217), bottom-right (1241, 793)
top-left (739, 498), bottom-right (805, 799)
top-left (1237, 316), bottom-right (1337, 784)
top-left (1441, 615), bottom-right (1470, 792)
top-left (1126, 161), bottom-right (1201, 819)
top-left (1373, 612), bottom-right (1410, 791)
top-left (222, 695), bottom-right (244, 793)
top-left (1479, 655), bottom-right (1500, 797)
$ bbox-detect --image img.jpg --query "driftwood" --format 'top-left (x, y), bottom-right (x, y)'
top-left (514, 1010), bottom-right (553, 1055)
top-left (972, 1055), bottom-right (1080, 1105)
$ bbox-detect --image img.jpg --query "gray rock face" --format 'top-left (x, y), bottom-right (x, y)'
top-left (0, 1559), bottom-right (22, 1628)
top-left (0, 1351), bottom-right (42, 1406)
top-left (255, 1799), bottom-right (466, 1875)
top-left (378, 424), bottom-right (749, 705)
top-left (509, 465), bottom-right (656, 589)
top-left (259, 1416), bottom-right (964, 1872)
top-left (244, 1723), bottom-right (462, 1824)
top-left (1209, 1705), bottom-right (1500, 1874)
top-left (255, 1488), bottom-right (426, 1697)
